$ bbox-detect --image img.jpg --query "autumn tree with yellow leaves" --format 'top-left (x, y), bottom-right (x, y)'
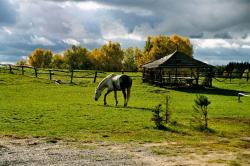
top-left (136, 34), bottom-right (193, 70)
top-left (28, 48), bottom-right (53, 68)
top-left (26, 34), bottom-right (193, 71)
top-left (89, 41), bottom-right (123, 71)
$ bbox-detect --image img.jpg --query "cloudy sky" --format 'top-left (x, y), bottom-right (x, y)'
top-left (0, 0), bottom-right (250, 65)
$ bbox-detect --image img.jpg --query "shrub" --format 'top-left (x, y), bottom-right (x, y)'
top-left (151, 104), bottom-right (164, 129)
top-left (192, 95), bottom-right (211, 130)
top-left (152, 96), bottom-right (171, 129)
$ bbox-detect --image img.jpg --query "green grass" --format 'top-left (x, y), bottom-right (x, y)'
top-left (0, 73), bottom-right (249, 146)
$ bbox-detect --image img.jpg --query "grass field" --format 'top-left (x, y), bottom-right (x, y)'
top-left (0, 72), bottom-right (250, 164)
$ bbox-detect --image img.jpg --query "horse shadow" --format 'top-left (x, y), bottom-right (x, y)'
top-left (98, 104), bottom-right (154, 111)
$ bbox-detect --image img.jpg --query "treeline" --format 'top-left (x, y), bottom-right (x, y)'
top-left (16, 34), bottom-right (193, 71)
top-left (217, 62), bottom-right (250, 77)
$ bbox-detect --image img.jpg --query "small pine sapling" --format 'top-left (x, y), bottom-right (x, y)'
top-left (192, 95), bottom-right (211, 130)
top-left (151, 104), bottom-right (164, 129)
top-left (152, 96), bottom-right (171, 130)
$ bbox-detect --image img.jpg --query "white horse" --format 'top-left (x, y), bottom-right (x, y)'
top-left (94, 74), bottom-right (132, 107)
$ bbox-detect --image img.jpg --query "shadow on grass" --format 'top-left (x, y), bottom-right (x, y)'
top-left (97, 104), bottom-right (154, 111)
top-left (173, 86), bottom-right (248, 96)
top-left (192, 126), bottom-right (216, 134)
top-left (151, 121), bottom-right (191, 135)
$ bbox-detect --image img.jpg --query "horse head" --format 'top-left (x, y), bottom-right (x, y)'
top-left (94, 89), bottom-right (101, 101)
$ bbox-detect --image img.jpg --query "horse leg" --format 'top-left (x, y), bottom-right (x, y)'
top-left (122, 89), bottom-right (127, 107)
top-left (104, 90), bottom-right (112, 105)
top-left (114, 90), bottom-right (118, 106)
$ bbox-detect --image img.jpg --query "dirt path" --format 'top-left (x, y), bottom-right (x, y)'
top-left (0, 137), bottom-right (249, 166)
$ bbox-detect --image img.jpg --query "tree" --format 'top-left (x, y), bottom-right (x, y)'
top-left (242, 69), bottom-right (249, 78)
top-left (64, 45), bottom-right (91, 70)
top-left (16, 59), bottom-right (27, 66)
top-left (28, 48), bottom-right (53, 68)
top-left (192, 95), bottom-right (211, 130)
top-left (122, 47), bottom-right (137, 71)
top-left (136, 34), bottom-right (193, 71)
top-left (144, 34), bottom-right (193, 60)
top-left (89, 41), bottom-right (123, 71)
top-left (51, 54), bottom-right (65, 69)
top-left (170, 34), bottom-right (193, 57)
top-left (89, 48), bottom-right (104, 70)
top-left (144, 35), bottom-right (176, 61)
top-left (134, 48), bottom-right (145, 71)
top-left (151, 104), bottom-right (164, 129)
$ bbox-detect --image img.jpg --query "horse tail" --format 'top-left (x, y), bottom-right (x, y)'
top-left (127, 86), bottom-right (131, 103)
top-left (126, 78), bottom-right (132, 103)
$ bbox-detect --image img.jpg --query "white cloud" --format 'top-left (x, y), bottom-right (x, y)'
top-left (0, 61), bottom-right (14, 65)
top-left (1, 0), bottom-right (250, 64)
top-left (192, 39), bottom-right (241, 49)
top-left (75, 1), bottom-right (152, 16)
top-left (30, 35), bottom-right (55, 46)
top-left (63, 38), bottom-right (80, 46)
top-left (101, 18), bottom-right (128, 40)
top-left (76, 1), bottom-right (111, 11)
top-left (82, 38), bottom-right (106, 45)
top-left (101, 18), bottom-right (145, 41)
top-left (242, 45), bottom-right (250, 49)
top-left (2, 26), bottom-right (13, 35)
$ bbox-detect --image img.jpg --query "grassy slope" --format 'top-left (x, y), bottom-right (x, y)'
top-left (0, 73), bottom-right (249, 145)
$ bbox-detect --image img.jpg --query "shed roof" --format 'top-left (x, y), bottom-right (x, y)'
top-left (142, 51), bottom-right (212, 69)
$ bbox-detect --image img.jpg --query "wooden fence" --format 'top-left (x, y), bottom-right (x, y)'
top-left (0, 64), bottom-right (141, 84)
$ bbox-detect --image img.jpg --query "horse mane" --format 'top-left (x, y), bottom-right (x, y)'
top-left (97, 73), bottom-right (116, 90)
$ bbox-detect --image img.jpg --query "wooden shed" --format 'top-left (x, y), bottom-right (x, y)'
top-left (142, 51), bottom-right (214, 87)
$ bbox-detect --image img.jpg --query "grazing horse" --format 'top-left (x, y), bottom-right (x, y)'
top-left (94, 74), bottom-right (132, 107)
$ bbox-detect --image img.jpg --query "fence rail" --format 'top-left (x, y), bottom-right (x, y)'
top-left (0, 64), bottom-right (141, 84)
top-left (1, 64), bottom-right (249, 84)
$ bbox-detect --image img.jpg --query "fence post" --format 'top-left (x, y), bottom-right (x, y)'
top-left (34, 68), bottom-right (38, 78)
top-left (70, 70), bottom-right (74, 83)
top-left (165, 96), bottom-right (170, 123)
top-left (9, 65), bottom-right (12, 74)
top-left (21, 66), bottom-right (24, 75)
top-left (196, 69), bottom-right (200, 86)
top-left (247, 72), bottom-right (249, 82)
top-left (93, 71), bottom-right (97, 83)
top-left (49, 69), bottom-right (52, 80)
top-left (229, 73), bottom-right (232, 83)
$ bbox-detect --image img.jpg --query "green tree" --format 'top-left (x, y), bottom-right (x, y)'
top-left (51, 54), bottom-right (65, 69)
top-left (192, 95), bottom-right (211, 130)
top-left (64, 45), bottom-right (91, 70)
top-left (151, 104), bottom-right (164, 129)
top-left (122, 47), bottom-right (137, 71)
top-left (242, 69), bottom-right (249, 78)
top-left (16, 59), bottom-right (27, 66)
top-left (28, 48), bottom-right (53, 68)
